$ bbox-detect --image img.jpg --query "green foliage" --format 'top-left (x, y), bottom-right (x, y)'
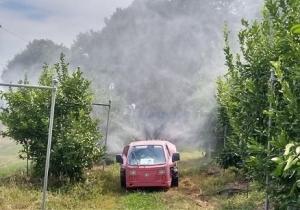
top-left (217, 148), bottom-right (243, 169)
top-left (271, 143), bottom-right (300, 208)
top-left (217, 0), bottom-right (300, 207)
top-left (0, 54), bottom-right (103, 181)
top-left (121, 192), bottom-right (165, 210)
top-left (291, 24), bottom-right (300, 34)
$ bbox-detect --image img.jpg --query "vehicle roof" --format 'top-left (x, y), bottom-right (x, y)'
top-left (128, 140), bottom-right (174, 147)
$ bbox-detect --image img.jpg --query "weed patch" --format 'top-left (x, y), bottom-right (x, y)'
top-left (0, 150), bottom-right (264, 210)
top-left (121, 191), bottom-right (165, 210)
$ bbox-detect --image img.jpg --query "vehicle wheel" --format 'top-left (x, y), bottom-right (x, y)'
top-left (171, 176), bottom-right (179, 187)
top-left (163, 187), bottom-right (170, 192)
top-left (120, 171), bottom-right (126, 189)
top-left (171, 167), bottom-right (179, 187)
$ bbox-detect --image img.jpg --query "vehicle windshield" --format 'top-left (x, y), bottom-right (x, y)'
top-left (128, 145), bottom-right (166, 165)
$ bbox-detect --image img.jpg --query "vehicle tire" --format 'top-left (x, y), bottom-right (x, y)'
top-left (120, 171), bottom-right (126, 189)
top-left (163, 187), bottom-right (170, 192)
top-left (171, 176), bottom-right (179, 187)
top-left (171, 167), bottom-right (179, 187)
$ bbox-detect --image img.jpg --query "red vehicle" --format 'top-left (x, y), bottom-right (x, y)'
top-left (116, 140), bottom-right (180, 189)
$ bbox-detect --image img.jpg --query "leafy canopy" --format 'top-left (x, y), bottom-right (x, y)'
top-left (0, 54), bottom-right (103, 181)
top-left (217, 0), bottom-right (300, 207)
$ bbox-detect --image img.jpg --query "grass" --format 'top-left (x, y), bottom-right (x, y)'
top-left (121, 192), bottom-right (165, 210)
top-left (0, 162), bottom-right (27, 177)
top-left (0, 146), bottom-right (264, 210)
top-left (0, 137), bottom-right (26, 176)
top-left (219, 190), bottom-right (264, 210)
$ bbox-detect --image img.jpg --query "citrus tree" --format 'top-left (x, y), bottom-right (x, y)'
top-left (217, 0), bottom-right (300, 207)
top-left (0, 54), bottom-right (103, 181)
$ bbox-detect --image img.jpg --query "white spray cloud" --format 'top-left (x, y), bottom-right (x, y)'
top-left (1, 0), bottom-right (263, 153)
top-left (0, 0), bottom-right (134, 77)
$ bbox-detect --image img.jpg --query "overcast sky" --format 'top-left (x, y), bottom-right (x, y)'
top-left (0, 0), bottom-right (134, 74)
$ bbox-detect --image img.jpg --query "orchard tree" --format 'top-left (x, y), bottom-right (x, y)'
top-left (0, 54), bottom-right (103, 181)
top-left (217, 0), bottom-right (300, 207)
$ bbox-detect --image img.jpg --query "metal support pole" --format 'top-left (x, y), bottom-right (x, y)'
top-left (265, 141), bottom-right (271, 210)
top-left (26, 141), bottom-right (29, 177)
top-left (208, 143), bottom-right (212, 159)
top-left (0, 81), bottom-right (57, 210)
top-left (224, 125), bottom-right (227, 148)
top-left (265, 13), bottom-right (274, 210)
top-left (91, 101), bottom-right (111, 170)
top-left (0, 83), bottom-right (55, 90)
top-left (102, 100), bottom-right (111, 170)
top-left (91, 101), bottom-right (111, 149)
top-left (41, 79), bottom-right (58, 210)
top-left (265, 70), bottom-right (275, 210)
top-left (104, 100), bottom-right (111, 149)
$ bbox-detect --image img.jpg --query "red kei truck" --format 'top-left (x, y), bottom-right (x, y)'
top-left (116, 140), bottom-right (180, 189)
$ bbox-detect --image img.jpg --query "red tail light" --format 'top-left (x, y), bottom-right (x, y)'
top-left (129, 170), bottom-right (136, 176)
top-left (157, 169), bottom-right (166, 175)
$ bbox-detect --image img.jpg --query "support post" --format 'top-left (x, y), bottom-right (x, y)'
top-left (224, 125), bottom-right (227, 148)
top-left (41, 79), bottom-right (58, 210)
top-left (0, 81), bottom-right (58, 210)
top-left (104, 100), bottom-right (111, 149)
top-left (102, 100), bottom-right (111, 170)
top-left (265, 70), bottom-right (275, 210)
top-left (91, 101), bottom-right (111, 170)
top-left (26, 140), bottom-right (29, 177)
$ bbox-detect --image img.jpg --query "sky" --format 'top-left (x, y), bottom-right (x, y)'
top-left (0, 0), bottom-right (134, 74)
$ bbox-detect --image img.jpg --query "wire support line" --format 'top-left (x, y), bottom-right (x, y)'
top-left (0, 24), bottom-right (30, 43)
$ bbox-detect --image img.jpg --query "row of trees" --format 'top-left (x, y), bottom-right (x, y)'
top-left (0, 54), bottom-right (103, 181)
top-left (217, 0), bottom-right (300, 208)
